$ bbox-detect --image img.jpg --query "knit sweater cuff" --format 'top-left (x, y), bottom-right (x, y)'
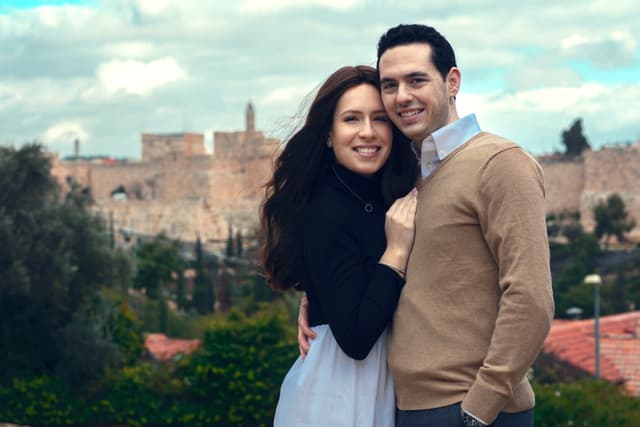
top-left (461, 380), bottom-right (508, 425)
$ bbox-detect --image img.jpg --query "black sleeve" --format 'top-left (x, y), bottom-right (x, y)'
top-left (300, 217), bottom-right (404, 360)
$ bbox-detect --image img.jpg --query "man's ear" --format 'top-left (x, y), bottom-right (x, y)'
top-left (447, 67), bottom-right (461, 97)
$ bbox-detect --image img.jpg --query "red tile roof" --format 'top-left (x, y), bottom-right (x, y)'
top-left (543, 311), bottom-right (640, 396)
top-left (144, 333), bottom-right (201, 361)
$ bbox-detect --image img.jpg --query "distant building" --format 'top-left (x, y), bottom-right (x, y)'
top-left (49, 107), bottom-right (640, 246)
top-left (50, 102), bottom-right (280, 251)
top-left (144, 333), bottom-right (201, 362)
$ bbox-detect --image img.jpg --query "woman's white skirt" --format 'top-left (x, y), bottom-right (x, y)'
top-left (274, 325), bottom-right (395, 427)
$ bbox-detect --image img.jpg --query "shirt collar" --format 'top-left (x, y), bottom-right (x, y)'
top-left (428, 113), bottom-right (481, 160)
top-left (411, 114), bottom-right (481, 179)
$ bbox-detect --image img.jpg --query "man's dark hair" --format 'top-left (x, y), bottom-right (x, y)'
top-left (376, 24), bottom-right (457, 81)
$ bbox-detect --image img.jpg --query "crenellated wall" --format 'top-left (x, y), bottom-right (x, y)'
top-left (142, 133), bottom-right (206, 161)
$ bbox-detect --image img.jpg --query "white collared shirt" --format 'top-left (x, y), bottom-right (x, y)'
top-left (411, 114), bottom-right (481, 179)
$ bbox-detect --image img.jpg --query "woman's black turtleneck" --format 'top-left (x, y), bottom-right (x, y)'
top-left (295, 161), bottom-right (405, 360)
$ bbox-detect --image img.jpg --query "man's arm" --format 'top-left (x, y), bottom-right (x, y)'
top-left (461, 147), bottom-right (554, 424)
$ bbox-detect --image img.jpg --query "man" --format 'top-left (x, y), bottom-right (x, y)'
top-left (299, 24), bottom-right (554, 427)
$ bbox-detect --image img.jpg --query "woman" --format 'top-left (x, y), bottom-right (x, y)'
top-left (261, 65), bottom-right (418, 426)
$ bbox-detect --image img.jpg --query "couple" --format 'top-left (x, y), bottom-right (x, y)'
top-left (261, 24), bottom-right (554, 427)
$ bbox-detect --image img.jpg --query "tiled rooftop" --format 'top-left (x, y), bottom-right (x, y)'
top-left (543, 311), bottom-right (640, 396)
top-left (144, 333), bottom-right (202, 361)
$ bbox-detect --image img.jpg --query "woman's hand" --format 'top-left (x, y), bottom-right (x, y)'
top-left (297, 293), bottom-right (316, 360)
top-left (380, 188), bottom-right (418, 273)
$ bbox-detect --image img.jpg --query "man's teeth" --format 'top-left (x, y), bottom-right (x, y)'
top-left (355, 147), bottom-right (378, 154)
top-left (400, 110), bottom-right (421, 117)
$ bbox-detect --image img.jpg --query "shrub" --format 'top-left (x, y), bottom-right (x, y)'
top-left (534, 380), bottom-right (640, 426)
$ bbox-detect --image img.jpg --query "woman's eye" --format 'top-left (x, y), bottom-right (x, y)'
top-left (343, 116), bottom-right (358, 122)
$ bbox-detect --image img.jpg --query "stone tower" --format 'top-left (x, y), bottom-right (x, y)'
top-left (246, 101), bottom-right (255, 132)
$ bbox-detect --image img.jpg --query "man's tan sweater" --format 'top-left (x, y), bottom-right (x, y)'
top-left (388, 132), bottom-right (554, 424)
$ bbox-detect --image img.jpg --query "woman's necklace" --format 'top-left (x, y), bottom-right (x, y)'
top-left (332, 166), bottom-right (374, 213)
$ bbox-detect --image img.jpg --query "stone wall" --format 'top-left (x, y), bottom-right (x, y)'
top-left (52, 126), bottom-right (279, 248)
top-left (214, 130), bottom-right (279, 160)
top-left (539, 155), bottom-right (584, 214)
top-left (540, 144), bottom-right (640, 241)
top-left (50, 104), bottom-right (639, 246)
top-left (142, 133), bottom-right (206, 161)
top-left (580, 145), bottom-right (640, 240)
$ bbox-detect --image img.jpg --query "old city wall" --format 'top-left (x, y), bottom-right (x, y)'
top-left (538, 144), bottom-right (640, 241)
top-left (50, 155), bottom-right (91, 189)
top-left (142, 133), bottom-right (206, 161)
top-left (539, 156), bottom-right (585, 215)
top-left (580, 145), bottom-right (640, 240)
top-left (87, 134), bottom-right (279, 248)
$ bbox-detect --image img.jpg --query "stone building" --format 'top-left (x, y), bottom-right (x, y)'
top-left (50, 105), bottom-right (640, 248)
top-left (51, 102), bottom-right (280, 250)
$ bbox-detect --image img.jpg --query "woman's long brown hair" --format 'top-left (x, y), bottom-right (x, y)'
top-left (260, 65), bottom-right (417, 291)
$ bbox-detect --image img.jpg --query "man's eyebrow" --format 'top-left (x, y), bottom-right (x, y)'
top-left (380, 71), bottom-right (429, 82)
top-left (408, 71), bottom-right (428, 77)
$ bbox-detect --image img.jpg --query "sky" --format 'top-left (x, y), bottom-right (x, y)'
top-left (1, 0), bottom-right (639, 159)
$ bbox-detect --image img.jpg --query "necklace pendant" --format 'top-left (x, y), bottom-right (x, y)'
top-left (364, 203), bottom-right (373, 213)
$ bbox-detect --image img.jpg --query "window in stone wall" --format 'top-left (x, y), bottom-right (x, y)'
top-left (111, 185), bottom-right (128, 201)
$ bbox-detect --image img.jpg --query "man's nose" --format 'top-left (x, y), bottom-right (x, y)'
top-left (397, 83), bottom-right (413, 104)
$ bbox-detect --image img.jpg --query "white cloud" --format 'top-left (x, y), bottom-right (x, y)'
top-left (236, 0), bottom-right (364, 14)
top-left (136, 0), bottom-right (173, 15)
top-left (41, 121), bottom-right (89, 146)
top-left (262, 84), bottom-right (316, 106)
top-left (481, 83), bottom-right (611, 114)
top-left (2, 0), bottom-right (639, 158)
top-left (96, 58), bottom-right (188, 96)
top-left (0, 4), bottom-right (94, 35)
top-left (0, 78), bottom-right (90, 110)
top-left (102, 41), bottom-right (157, 59)
top-left (561, 31), bottom-right (637, 68)
top-left (506, 63), bottom-right (583, 91)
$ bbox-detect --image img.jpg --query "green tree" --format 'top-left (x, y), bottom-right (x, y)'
top-left (594, 193), bottom-right (636, 249)
top-left (235, 230), bottom-right (244, 256)
top-left (192, 235), bottom-right (216, 314)
top-left (562, 118), bottom-right (590, 156)
top-left (550, 234), bottom-right (601, 318)
top-left (226, 223), bottom-right (234, 258)
top-left (133, 233), bottom-right (183, 299)
top-left (158, 296), bottom-right (169, 334)
top-left (175, 269), bottom-right (188, 310)
top-left (0, 143), bottom-right (131, 384)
